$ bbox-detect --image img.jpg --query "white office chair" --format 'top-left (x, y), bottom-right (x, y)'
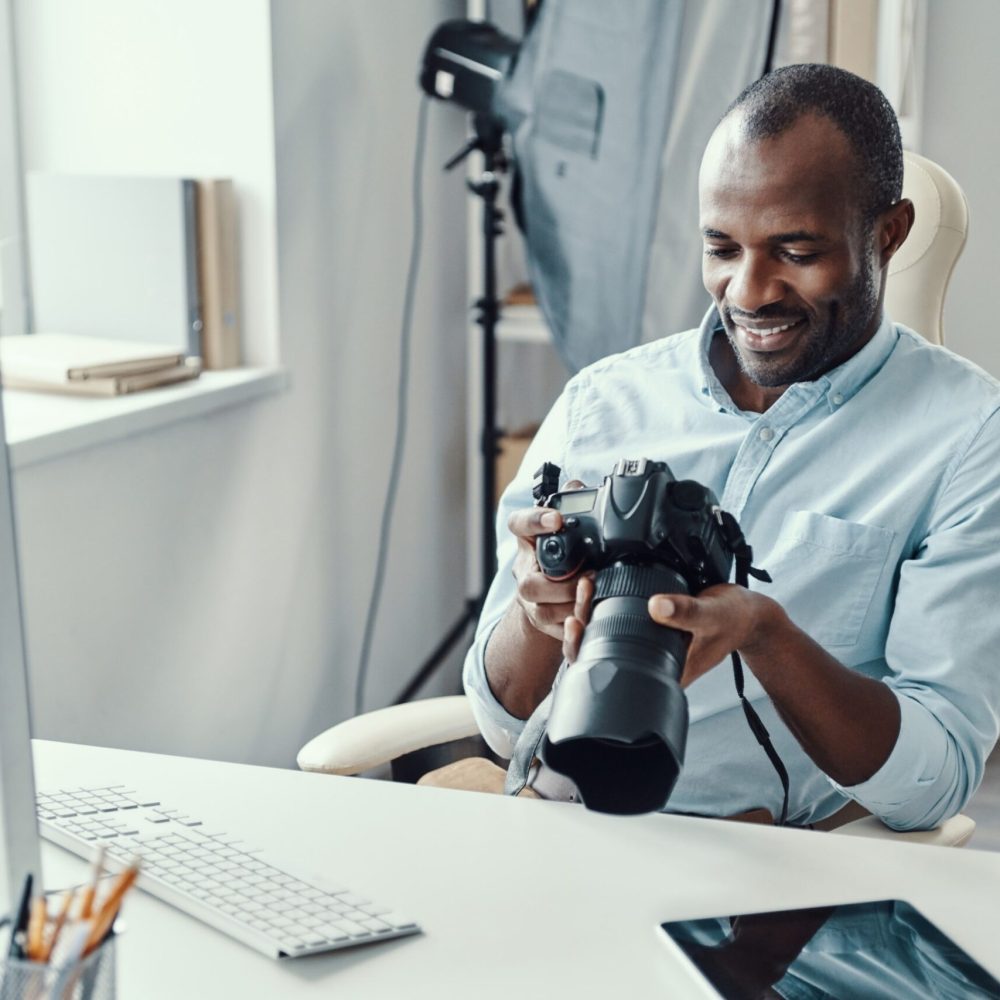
top-left (884, 150), bottom-right (969, 346)
top-left (299, 153), bottom-right (975, 848)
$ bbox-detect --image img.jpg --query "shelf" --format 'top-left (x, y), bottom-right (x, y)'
top-left (3, 366), bottom-right (288, 469)
top-left (495, 304), bottom-right (552, 345)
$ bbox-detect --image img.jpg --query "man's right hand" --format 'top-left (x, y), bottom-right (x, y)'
top-left (508, 480), bottom-right (589, 640)
top-left (483, 482), bottom-right (590, 720)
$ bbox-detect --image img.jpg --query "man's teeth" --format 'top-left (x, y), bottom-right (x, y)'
top-left (741, 321), bottom-right (797, 336)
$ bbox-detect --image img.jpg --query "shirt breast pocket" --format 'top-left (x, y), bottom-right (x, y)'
top-left (764, 510), bottom-right (894, 649)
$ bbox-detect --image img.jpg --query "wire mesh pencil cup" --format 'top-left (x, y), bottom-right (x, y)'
top-left (0, 933), bottom-right (115, 1000)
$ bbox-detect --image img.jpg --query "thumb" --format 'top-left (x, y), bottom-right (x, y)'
top-left (648, 593), bottom-right (699, 626)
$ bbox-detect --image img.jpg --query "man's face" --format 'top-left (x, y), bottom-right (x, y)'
top-left (698, 113), bottom-right (881, 389)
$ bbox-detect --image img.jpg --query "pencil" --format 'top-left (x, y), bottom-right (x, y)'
top-left (83, 857), bottom-right (141, 954)
top-left (39, 887), bottom-right (75, 963)
top-left (77, 845), bottom-right (106, 920)
top-left (25, 895), bottom-right (46, 962)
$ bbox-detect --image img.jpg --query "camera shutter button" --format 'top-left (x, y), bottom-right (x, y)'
top-left (564, 516), bottom-right (579, 527)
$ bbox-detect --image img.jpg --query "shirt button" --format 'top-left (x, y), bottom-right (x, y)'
top-left (831, 392), bottom-right (844, 405)
top-left (759, 426), bottom-right (775, 442)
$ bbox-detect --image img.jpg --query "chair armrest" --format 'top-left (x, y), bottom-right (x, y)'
top-left (297, 695), bottom-right (480, 776)
top-left (832, 813), bottom-right (976, 848)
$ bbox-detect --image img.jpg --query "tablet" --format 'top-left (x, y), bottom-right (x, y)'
top-left (659, 898), bottom-right (1000, 999)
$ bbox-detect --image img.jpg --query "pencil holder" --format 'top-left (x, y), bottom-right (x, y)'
top-left (0, 934), bottom-right (116, 1000)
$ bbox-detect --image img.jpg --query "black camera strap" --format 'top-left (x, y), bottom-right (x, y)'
top-left (720, 511), bottom-right (790, 827)
top-left (730, 649), bottom-right (790, 826)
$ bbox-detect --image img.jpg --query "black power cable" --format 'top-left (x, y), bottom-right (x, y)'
top-left (762, 0), bottom-right (782, 76)
top-left (354, 95), bottom-right (430, 716)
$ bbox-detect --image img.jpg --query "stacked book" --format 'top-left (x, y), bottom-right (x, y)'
top-left (0, 334), bottom-right (202, 397)
top-left (25, 172), bottom-right (241, 370)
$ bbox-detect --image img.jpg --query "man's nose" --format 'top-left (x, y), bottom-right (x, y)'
top-left (726, 254), bottom-right (785, 313)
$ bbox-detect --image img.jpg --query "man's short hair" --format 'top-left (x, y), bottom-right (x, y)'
top-left (723, 64), bottom-right (903, 224)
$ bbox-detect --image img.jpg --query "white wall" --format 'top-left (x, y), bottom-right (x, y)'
top-left (11, 0), bottom-right (469, 767)
top-left (15, 0), bottom-right (279, 365)
top-left (920, 0), bottom-right (1000, 376)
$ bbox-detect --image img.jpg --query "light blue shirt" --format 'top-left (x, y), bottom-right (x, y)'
top-left (464, 308), bottom-right (1000, 828)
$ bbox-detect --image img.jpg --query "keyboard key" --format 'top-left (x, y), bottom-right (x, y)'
top-left (317, 925), bottom-right (350, 942)
top-left (335, 920), bottom-right (370, 938)
top-left (336, 893), bottom-right (369, 908)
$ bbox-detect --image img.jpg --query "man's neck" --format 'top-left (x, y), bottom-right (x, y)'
top-left (708, 302), bottom-right (887, 414)
top-left (709, 333), bottom-right (787, 413)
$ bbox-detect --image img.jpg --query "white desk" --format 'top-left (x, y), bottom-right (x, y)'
top-left (32, 741), bottom-right (1000, 999)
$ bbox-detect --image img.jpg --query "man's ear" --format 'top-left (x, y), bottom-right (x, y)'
top-left (878, 198), bottom-right (915, 268)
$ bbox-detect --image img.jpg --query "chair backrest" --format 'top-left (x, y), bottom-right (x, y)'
top-left (884, 151), bottom-right (969, 346)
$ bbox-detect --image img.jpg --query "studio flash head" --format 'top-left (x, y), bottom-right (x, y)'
top-left (419, 20), bottom-right (520, 118)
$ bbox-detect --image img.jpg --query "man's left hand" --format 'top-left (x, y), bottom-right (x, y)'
top-left (563, 578), bottom-right (788, 687)
top-left (647, 585), bottom-right (787, 686)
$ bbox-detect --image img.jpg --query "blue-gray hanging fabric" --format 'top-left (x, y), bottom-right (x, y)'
top-left (498, 0), bottom-right (775, 373)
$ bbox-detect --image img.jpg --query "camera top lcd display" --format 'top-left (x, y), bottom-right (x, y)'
top-left (553, 489), bottom-right (597, 515)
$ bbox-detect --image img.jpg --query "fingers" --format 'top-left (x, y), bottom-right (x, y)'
top-left (648, 592), bottom-right (696, 626)
top-left (562, 615), bottom-right (584, 663)
top-left (508, 505), bottom-right (562, 541)
top-left (562, 576), bottom-right (595, 664)
top-left (574, 574), bottom-right (594, 622)
top-left (517, 570), bottom-right (578, 605)
top-left (527, 602), bottom-right (577, 640)
top-left (507, 478), bottom-right (587, 540)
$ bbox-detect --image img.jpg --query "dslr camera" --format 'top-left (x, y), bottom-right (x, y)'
top-left (533, 458), bottom-right (760, 815)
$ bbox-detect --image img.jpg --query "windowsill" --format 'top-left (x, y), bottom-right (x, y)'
top-left (3, 366), bottom-right (288, 469)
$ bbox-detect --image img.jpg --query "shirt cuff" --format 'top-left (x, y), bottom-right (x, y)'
top-left (828, 691), bottom-right (949, 827)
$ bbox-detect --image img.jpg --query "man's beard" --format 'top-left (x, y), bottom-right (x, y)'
top-left (722, 259), bottom-right (879, 389)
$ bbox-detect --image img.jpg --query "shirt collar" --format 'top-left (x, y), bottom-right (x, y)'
top-left (821, 311), bottom-right (899, 410)
top-left (697, 306), bottom-right (899, 415)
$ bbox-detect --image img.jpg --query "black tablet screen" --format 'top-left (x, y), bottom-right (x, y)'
top-left (661, 899), bottom-right (1000, 999)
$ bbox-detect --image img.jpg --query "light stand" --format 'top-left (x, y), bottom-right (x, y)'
top-left (394, 113), bottom-right (507, 704)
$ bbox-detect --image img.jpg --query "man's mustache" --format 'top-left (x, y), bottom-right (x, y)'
top-left (724, 305), bottom-right (808, 324)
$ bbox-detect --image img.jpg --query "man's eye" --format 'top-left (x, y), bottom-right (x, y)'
top-left (781, 251), bottom-right (819, 264)
top-left (703, 246), bottom-right (737, 259)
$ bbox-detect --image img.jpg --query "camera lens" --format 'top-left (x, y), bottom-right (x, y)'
top-left (540, 561), bottom-right (691, 814)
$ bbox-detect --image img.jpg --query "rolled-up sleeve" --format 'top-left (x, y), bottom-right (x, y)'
top-left (831, 406), bottom-right (1000, 829)
top-left (462, 381), bottom-right (580, 758)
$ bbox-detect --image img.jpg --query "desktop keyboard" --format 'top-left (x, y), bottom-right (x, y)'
top-left (37, 784), bottom-right (420, 958)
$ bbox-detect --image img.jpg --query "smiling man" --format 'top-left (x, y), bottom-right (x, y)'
top-left (458, 64), bottom-right (1000, 830)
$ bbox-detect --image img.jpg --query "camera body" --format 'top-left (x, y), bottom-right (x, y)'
top-left (534, 457), bottom-right (732, 591)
